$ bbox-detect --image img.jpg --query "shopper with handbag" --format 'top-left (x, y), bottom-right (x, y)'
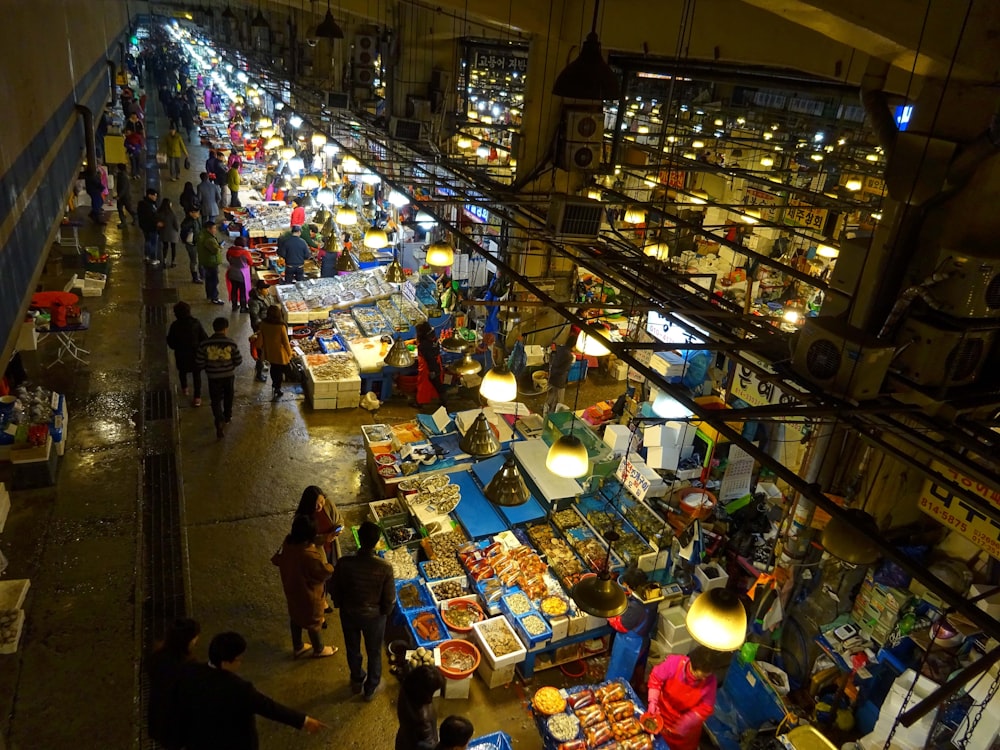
top-left (257, 305), bottom-right (294, 400)
top-left (247, 280), bottom-right (271, 382)
top-left (161, 125), bottom-right (188, 182)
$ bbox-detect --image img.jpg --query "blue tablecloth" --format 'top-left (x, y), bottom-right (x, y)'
top-left (449, 470), bottom-right (507, 539)
top-left (471, 454), bottom-right (547, 526)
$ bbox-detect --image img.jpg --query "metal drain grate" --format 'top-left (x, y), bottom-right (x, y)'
top-left (144, 305), bottom-right (166, 327)
top-left (143, 389), bottom-right (173, 421)
top-left (141, 452), bottom-right (186, 634)
top-left (142, 287), bottom-right (178, 307)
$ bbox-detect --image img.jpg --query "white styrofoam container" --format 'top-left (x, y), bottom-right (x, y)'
top-left (603, 424), bottom-right (632, 452)
top-left (654, 631), bottom-right (694, 656)
top-left (476, 659), bottom-right (515, 689)
top-left (0, 579), bottom-right (30, 611)
top-left (471, 616), bottom-right (527, 669)
top-left (659, 606), bottom-right (688, 642)
top-left (694, 563), bottom-right (729, 592)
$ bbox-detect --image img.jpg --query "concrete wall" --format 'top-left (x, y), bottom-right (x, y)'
top-left (0, 1), bottom-right (132, 368)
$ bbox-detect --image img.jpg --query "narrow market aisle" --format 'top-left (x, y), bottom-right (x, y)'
top-left (0, 182), bottom-right (149, 745)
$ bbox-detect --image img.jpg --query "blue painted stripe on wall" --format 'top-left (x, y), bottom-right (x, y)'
top-left (1, 34), bottom-right (126, 359)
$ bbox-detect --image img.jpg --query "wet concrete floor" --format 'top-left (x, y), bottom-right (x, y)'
top-left (0, 118), bottom-right (631, 750)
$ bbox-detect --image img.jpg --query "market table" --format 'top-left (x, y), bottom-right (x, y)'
top-left (512, 438), bottom-right (583, 504)
top-left (449, 469), bottom-right (509, 539)
top-left (471, 454), bottom-right (547, 526)
top-left (30, 291), bottom-right (79, 310)
top-left (37, 312), bottom-right (91, 368)
top-left (520, 623), bottom-right (615, 679)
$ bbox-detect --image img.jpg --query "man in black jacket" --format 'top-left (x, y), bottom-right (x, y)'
top-left (137, 187), bottom-right (160, 264)
top-left (331, 521), bottom-right (395, 700)
top-left (173, 632), bottom-right (326, 749)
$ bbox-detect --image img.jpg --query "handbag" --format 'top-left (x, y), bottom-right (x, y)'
top-left (156, 152), bottom-right (167, 166)
top-left (248, 333), bottom-right (259, 361)
top-left (184, 156), bottom-right (191, 170)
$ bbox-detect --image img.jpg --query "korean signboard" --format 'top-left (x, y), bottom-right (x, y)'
top-left (784, 199), bottom-right (828, 232)
top-left (616, 456), bottom-right (652, 501)
top-left (918, 460), bottom-right (1000, 559)
top-left (471, 49), bottom-right (528, 75)
top-left (744, 188), bottom-right (782, 223)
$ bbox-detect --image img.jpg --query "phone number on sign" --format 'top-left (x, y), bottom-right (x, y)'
top-left (919, 496), bottom-right (968, 532)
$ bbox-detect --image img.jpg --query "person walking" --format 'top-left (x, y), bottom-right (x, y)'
top-left (257, 305), bottom-right (294, 400)
top-left (156, 197), bottom-right (181, 268)
top-left (172, 632), bottom-right (327, 749)
top-left (166, 301), bottom-right (208, 407)
top-left (161, 125), bottom-right (188, 181)
top-left (180, 206), bottom-right (203, 283)
top-left (247, 280), bottom-right (270, 382)
top-left (137, 187), bottom-right (161, 265)
top-left (294, 485), bottom-right (345, 569)
top-left (195, 316), bottom-right (242, 439)
top-left (196, 172), bottom-right (222, 224)
top-left (331, 521), bottom-right (395, 701)
top-left (179, 180), bottom-right (199, 214)
top-left (115, 164), bottom-right (137, 228)
top-left (146, 617), bottom-right (200, 750)
top-left (544, 342), bottom-right (575, 416)
top-left (435, 717), bottom-right (475, 750)
top-left (278, 225), bottom-right (311, 283)
top-left (180, 98), bottom-right (196, 143)
top-left (196, 221), bottom-right (225, 305)
top-left (415, 322), bottom-right (445, 408)
top-left (271, 515), bottom-right (337, 659)
top-left (395, 665), bottom-right (446, 750)
top-left (225, 238), bottom-right (253, 313)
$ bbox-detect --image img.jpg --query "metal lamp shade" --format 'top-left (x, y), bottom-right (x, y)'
top-left (336, 249), bottom-right (359, 273)
top-left (460, 412), bottom-right (500, 457)
top-left (315, 7), bottom-right (344, 38)
top-left (571, 572), bottom-right (628, 618)
top-left (545, 434), bottom-right (589, 478)
top-left (484, 456), bottom-right (529, 506)
top-left (384, 258), bottom-right (406, 284)
top-left (686, 589), bottom-right (747, 651)
top-left (480, 363), bottom-right (517, 402)
top-left (384, 337), bottom-right (414, 368)
top-left (576, 326), bottom-right (610, 357)
top-left (251, 9), bottom-right (270, 27)
top-left (440, 331), bottom-right (470, 353)
top-left (426, 241), bottom-right (454, 267)
top-left (335, 206), bottom-right (357, 225)
top-left (364, 227), bottom-right (389, 249)
top-left (451, 350), bottom-right (482, 376)
top-left (821, 509), bottom-right (881, 565)
top-left (552, 31), bottom-right (621, 101)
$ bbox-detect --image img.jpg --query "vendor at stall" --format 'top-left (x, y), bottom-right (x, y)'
top-left (278, 225), bottom-right (311, 284)
top-left (646, 647), bottom-right (717, 750)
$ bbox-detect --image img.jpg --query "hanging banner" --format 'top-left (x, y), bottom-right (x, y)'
top-left (616, 456), bottom-right (652, 501)
top-left (744, 188), bottom-right (782, 223)
top-left (719, 445), bottom-right (755, 501)
top-left (784, 199), bottom-right (828, 232)
top-left (918, 460), bottom-right (1000, 559)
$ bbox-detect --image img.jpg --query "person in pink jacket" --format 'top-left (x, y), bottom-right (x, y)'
top-left (646, 648), bottom-right (717, 750)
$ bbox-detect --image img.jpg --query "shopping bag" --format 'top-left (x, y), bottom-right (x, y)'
top-left (156, 152), bottom-right (167, 166)
top-left (248, 334), bottom-right (259, 361)
top-left (184, 157), bottom-right (191, 170)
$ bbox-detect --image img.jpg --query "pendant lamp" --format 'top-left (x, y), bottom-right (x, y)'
top-left (624, 206), bottom-right (645, 224)
top-left (251, 5), bottom-right (269, 27)
top-left (821, 508), bottom-right (880, 566)
top-left (300, 174), bottom-right (321, 190)
top-left (652, 391), bottom-right (692, 420)
top-left (576, 325), bottom-right (610, 357)
top-left (384, 258), bottom-right (406, 284)
top-left (546, 434), bottom-right (590, 478)
top-left (336, 249), bottom-right (359, 273)
top-left (451, 349), bottom-right (482, 376)
top-left (459, 412), bottom-right (500, 457)
top-left (222, 4), bottom-right (236, 19)
top-left (552, 0), bottom-right (621, 101)
top-left (571, 532), bottom-right (628, 617)
top-left (383, 336), bottom-right (414, 368)
top-left (440, 329), bottom-right (470, 353)
top-left (484, 455), bottom-right (530, 506)
top-left (316, 187), bottom-right (335, 206)
top-left (686, 589), bottom-right (747, 651)
top-left (364, 227), bottom-right (389, 249)
top-left (314, 0), bottom-right (345, 39)
top-left (335, 206), bottom-right (358, 225)
top-left (426, 239), bottom-right (455, 267)
top-left (480, 361), bottom-right (518, 402)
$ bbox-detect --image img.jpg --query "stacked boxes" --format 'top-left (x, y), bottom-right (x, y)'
top-left (302, 353), bottom-right (362, 410)
top-left (0, 578), bottom-right (30, 654)
top-left (852, 572), bottom-right (911, 644)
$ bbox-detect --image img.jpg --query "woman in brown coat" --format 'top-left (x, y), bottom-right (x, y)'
top-left (258, 304), bottom-right (294, 401)
top-left (271, 514), bottom-right (337, 658)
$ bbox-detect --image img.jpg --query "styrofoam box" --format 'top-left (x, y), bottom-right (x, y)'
top-left (584, 614), bottom-right (607, 632)
top-left (338, 394), bottom-right (361, 409)
top-left (694, 563), bottom-right (728, 592)
top-left (0, 579), bottom-right (30, 611)
top-left (547, 614), bottom-right (570, 643)
top-left (655, 631), bottom-right (694, 656)
top-left (659, 606), bottom-right (687, 642)
top-left (310, 395), bottom-right (339, 410)
top-left (567, 611), bottom-right (588, 637)
top-left (477, 660), bottom-right (516, 689)
top-left (471, 616), bottom-right (527, 669)
top-left (603, 424), bottom-right (632, 452)
top-left (523, 345), bottom-right (545, 367)
top-left (0, 609), bottom-right (25, 654)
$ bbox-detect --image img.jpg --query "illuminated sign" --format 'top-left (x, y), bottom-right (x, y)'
top-left (918, 461), bottom-right (1000, 559)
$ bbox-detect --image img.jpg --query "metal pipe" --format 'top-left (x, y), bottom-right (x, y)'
top-left (75, 104), bottom-right (97, 169)
top-left (859, 59), bottom-right (897, 155)
top-left (899, 647), bottom-right (1000, 727)
top-left (107, 60), bottom-right (118, 107)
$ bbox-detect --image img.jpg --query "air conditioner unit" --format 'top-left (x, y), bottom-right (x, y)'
top-left (327, 91), bottom-right (350, 109)
top-left (354, 35), bottom-right (377, 65)
top-left (565, 108), bottom-right (603, 143)
top-left (562, 142), bottom-right (601, 171)
top-left (352, 66), bottom-right (376, 86)
top-left (546, 194), bottom-right (604, 240)
top-left (894, 316), bottom-right (998, 387)
top-left (791, 317), bottom-right (894, 400)
top-left (923, 250), bottom-right (1000, 319)
top-left (389, 117), bottom-right (423, 141)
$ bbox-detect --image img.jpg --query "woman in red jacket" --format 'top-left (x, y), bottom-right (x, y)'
top-left (646, 647), bottom-right (718, 750)
top-left (225, 237), bottom-right (253, 312)
top-left (415, 322), bottom-right (445, 408)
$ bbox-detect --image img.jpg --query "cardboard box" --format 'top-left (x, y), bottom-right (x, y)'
top-left (476, 660), bottom-right (516, 689)
top-left (694, 563), bottom-right (729, 592)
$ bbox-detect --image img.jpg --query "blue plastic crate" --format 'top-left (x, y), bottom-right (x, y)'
top-left (317, 333), bottom-right (347, 355)
top-left (405, 605), bottom-right (450, 649)
top-left (498, 589), bottom-right (535, 622)
top-left (395, 579), bottom-right (432, 612)
top-left (467, 731), bottom-right (513, 750)
top-left (475, 576), bottom-right (507, 615)
top-left (514, 611), bottom-right (552, 648)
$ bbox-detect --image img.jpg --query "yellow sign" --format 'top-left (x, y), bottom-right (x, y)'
top-left (863, 176), bottom-right (886, 196)
top-left (918, 460), bottom-right (1000, 559)
top-left (785, 199), bottom-right (828, 232)
top-left (744, 188), bottom-right (781, 223)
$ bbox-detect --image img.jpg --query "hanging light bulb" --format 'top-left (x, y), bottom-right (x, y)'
top-left (652, 390), bottom-right (692, 419)
top-left (476, 145), bottom-right (490, 158)
top-left (623, 206), bottom-right (645, 224)
top-left (480, 361), bottom-right (518, 402)
top-left (760, 156), bottom-right (774, 167)
top-left (817, 245), bottom-right (839, 259)
top-left (456, 136), bottom-right (473, 150)
top-left (258, 117), bottom-right (272, 129)
top-left (288, 114), bottom-right (303, 129)
top-left (546, 435), bottom-right (590, 478)
top-left (288, 156), bottom-right (305, 173)
top-left (644, 242), bottom-right (670, 260)
top-left (279, 146), bottom-right (296, 161)
top-left (335, 206), bottom-right (358, 225)
top-left (845, 178), bottom-right (863, 192)
top-left (259, 127), bottom-right (275, 139)
top-left (265, 136), bottom-right (284, 150)
top-left (388, 190), bottom-right (410, 207)
top-left (686, 589), bottom-right (747, 651)
top-left (311, 133), bottom-right (327, 148)
top-left (691, 140), bottom-right (705, 149)
top-left (300, 174), bottom-right (320, 190)
top-left (426, 239), bottom-right (455, 267)
top-left (363, 227), bottom-right (389, 249)
top-left (340, 155), bottom-right (360, 172)
top-left (586, 187), bottom-right (602, 201)
top-left (576, 325), bottom-right (610, 357)
top-left (359, 172), bottom-right (381, 185)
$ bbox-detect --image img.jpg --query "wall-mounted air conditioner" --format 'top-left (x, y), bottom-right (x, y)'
top-left (894, 316), bottom-right (998, 387)
top-left (546, 194), bottom-right (604, 240)
top-left (791, 317), bottom-right (894, 400)
top-left (389, 117), bottom-right (424, 141)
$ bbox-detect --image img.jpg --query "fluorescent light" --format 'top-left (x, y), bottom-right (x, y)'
top-left (845, 178), bottom-right (863, 191)
top-left (388, 191), bottom-right (410, 207)
top-left (288, 114), bottom-right (303, 128)
top-left (817, 245), bottom-right (839, 258)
